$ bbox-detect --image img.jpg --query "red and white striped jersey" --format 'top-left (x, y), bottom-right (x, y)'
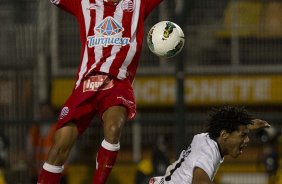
top-left (50, 0), bottom-right (163, 87)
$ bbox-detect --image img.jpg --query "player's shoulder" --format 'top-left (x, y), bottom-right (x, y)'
top-left (191, 133), bottom-right (218, 156)
top-left (192, 133), bottom-right (212, 144)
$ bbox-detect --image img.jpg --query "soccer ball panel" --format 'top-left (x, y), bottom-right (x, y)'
top-left (147, 21), bottom-right (185, 58)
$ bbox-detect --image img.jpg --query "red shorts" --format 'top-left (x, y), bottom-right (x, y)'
top-left (56, 73), bottom-right (136, 135)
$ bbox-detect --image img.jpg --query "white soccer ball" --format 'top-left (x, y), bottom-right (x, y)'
top-left (147, 21), bottom-right (185, 58)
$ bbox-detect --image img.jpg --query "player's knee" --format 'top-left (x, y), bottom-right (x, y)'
top-left (103, 121), bottom-right (125, 143)
top-left (106, 123), bottom-right (122, 136)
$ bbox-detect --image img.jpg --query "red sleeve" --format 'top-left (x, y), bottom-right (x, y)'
top-left (144, 0), bottom-right (163, 17)
top-left (50, 0), bottom-right (80, 16)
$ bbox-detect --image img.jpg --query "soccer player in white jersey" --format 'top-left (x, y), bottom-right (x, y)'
top-left (149, 105), bottom-right (270, 184)
top-left (37, 0), bottom-right (164, 183)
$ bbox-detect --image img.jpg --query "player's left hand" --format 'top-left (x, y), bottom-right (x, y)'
top-left (248, 119), bottom-right (271, 130)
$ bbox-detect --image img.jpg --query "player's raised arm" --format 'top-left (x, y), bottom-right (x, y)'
top-left (247, 119), bottom-right (271, 131)
top-left (192, 167), bottom-right (214, 184)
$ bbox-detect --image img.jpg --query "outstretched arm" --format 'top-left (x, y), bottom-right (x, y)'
top-left (247, 119), bottom-right (271, 131)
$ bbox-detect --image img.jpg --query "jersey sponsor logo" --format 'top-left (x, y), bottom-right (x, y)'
top-left (83, 75), bottom-right (114, 92)
top-left (121, 0), bottom-right (134, 12)
top-left (59, 106), bottom-right (69, 119)
top-left (87, 17), bottom-right (130, 47)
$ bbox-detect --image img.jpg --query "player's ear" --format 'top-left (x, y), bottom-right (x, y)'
top-left (220, 130), bottom-right (229, 141)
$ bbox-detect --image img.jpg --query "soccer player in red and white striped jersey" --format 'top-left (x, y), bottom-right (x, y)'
top-left (37, 0), bottom-right (164, 183)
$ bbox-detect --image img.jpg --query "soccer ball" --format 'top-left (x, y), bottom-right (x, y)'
top-left (147, 21), bottom-right (185, 58)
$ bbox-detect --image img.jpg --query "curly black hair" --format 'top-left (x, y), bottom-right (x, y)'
top-left (206, 105), bottom-right (253, 139)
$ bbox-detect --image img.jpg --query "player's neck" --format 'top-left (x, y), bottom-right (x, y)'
top-left (216, 138), bottom-right (226, 157)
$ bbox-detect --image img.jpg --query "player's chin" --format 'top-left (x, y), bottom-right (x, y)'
top-left (238, 144), bottom-right (247, 155)
top-left (231, 149), bottom-right (242, 158)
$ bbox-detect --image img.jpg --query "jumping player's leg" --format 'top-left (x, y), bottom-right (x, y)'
top-left (102, 106), bottom-right (127, 143)
top-left (38, 123), bottom-right (78, 184)
top-left (93, 106), bottom-right (127, 184)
